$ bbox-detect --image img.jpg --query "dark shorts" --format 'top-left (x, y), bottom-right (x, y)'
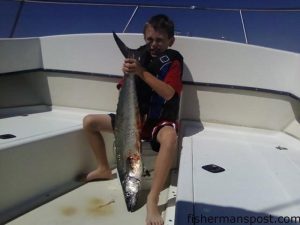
top-left (108, 113), bottom-right (178, 152)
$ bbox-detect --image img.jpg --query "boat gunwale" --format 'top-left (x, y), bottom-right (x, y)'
top-left (1, 68), bottom-right (299, 102)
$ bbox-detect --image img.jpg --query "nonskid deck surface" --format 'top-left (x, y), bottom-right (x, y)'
top-left (7, 168), bottom-right (176, 225)
top-left (177, 122), bottom-right (300, 225)
top-left (4, 120), bottom-right (300, 224)
top-left (0, 106), bottom-right (176, 225)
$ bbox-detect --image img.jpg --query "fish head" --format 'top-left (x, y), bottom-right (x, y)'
top-left (124, 176), bottom-right (141, 212)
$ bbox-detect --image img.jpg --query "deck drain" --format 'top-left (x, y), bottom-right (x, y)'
top-left (0, 134), bottom-right (16, 139)
top-left (202, 164), bottom-right (225, 173)
top-left (276, 146), bottom-right (288, 150)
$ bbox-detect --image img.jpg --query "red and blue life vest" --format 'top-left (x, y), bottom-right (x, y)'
top-left (136, 49), bottom-right (183, 123)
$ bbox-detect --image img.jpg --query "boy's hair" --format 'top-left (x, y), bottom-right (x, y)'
top-left (144, 14), bottom-right (174, 38)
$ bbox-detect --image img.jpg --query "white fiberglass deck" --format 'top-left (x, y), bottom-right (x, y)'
top-left (176, 122), bottom-right (300, 225)
top-left (7, 169), bottom-right (177, 225)
top-left (1, 107), bottom-right (176, 225)
top-left (5, 120), bottom-right (300, 225)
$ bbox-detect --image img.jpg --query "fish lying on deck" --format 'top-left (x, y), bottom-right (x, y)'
top-left (113, 32), bottom-right (149, 212)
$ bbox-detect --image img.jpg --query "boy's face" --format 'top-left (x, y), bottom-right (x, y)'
top-left (144, 25), bottom-right (174, 57)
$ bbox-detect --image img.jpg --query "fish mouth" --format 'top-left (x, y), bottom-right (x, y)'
top-left (123, 176), bottom-right (141, 212)
top-left (125, 191), bottom-right (138, 212)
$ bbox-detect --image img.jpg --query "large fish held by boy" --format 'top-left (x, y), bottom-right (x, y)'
top-left (113, 32), bottom-right (149, 212)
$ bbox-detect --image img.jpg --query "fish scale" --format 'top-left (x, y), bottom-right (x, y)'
top-left (115, 73), bottom-right (142, 180)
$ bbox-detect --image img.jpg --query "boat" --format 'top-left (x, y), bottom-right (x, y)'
top-left (0, 33), bottom-right (299, 224)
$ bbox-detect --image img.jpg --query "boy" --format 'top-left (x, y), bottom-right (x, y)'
top-left (83, 14), bottom-right (183, 225)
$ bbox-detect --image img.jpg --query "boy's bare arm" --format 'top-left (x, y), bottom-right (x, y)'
top-left (139, 70), bottom-right (175, 100)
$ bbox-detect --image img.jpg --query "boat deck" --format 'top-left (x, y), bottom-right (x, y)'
top-left (4, 119), bottom-right (300, 224)
top-left (176, 121), bottom-right (300, 224)
top-left (0, 107), bottom-right (176, 225)
top-left (7, 169), bottom-right (177, 225)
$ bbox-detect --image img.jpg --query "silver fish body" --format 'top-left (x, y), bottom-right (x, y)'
top-left (114, 73), bottom-right (143, 212)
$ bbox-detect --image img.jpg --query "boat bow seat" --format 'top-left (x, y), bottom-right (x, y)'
top-left (0, 106), bottom-right (114, 222)
top-left (0, 105), bottom-right (166, 222)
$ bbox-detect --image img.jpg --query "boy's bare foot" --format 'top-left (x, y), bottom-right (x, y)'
top-left (146, 196), bottom-right (164, 225)
top-left (86, 167), bottom-right (113, 181)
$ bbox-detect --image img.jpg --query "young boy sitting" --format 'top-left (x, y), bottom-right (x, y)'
top-left (83, 14), bottom-right (183, 225)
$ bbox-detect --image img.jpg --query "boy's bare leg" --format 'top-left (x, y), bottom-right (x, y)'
top-left (146, 126), bottom-right (178, 225)
top-left (83, 114), bottom-right (114, 181)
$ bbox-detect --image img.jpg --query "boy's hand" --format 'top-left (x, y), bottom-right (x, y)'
top-left (122, 58), bottom-right (175, 101)
top-left (122, 58), bottom-right (145, 77)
